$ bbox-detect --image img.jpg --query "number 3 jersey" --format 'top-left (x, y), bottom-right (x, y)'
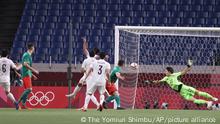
top-left (90, 59), bottom-right (111, 86)
top-left (0, 57), bottom-right (16, 83)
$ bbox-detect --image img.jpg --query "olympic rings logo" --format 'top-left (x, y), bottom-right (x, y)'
top-left (27, 91), bottom-right (55, 106)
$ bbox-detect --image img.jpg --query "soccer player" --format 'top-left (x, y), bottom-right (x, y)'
top-left (65, 38), bottom-right (100, 99)
top-left (17, 43), bottom-right (39, 109)
top-left (83, 52), bottom-right (111, 111)
top-left (0, 49), bottom-right (21, 110)
top-left (151, 60), bottom-right (218, 109)
top-left (103, 60), bottom-right (125, 110)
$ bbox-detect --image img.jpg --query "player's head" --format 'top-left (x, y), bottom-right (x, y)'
top-left (27, 43), bottom-right (35, 54)
top-left (165, 67), bottom-right (174, 75)
top-left (89, 51), bottom-right (95, 57)
top-left (1, 49), bottom-right (9, 57)
top-left (118, 60), bottom-right (124, 67)
top-left (93, 47), bottom-right (100, 55)
top-left (99, 52), bottom-right (106, 59)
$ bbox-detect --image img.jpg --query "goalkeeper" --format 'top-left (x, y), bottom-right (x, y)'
top-left (151, 60), bottom-right (218, 109)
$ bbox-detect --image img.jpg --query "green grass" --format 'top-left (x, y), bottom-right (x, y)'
top-left (0, 109), bottom-right (220, 124)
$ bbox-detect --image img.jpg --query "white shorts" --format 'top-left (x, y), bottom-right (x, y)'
top-left (0, 82), bottom-right (10, 92)
top-left (87, 83), bottom-right (105, 95)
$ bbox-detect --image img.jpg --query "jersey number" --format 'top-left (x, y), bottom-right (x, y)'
top-left (98, 65), bottom-right (103, 75)
top-left (2, 64), bottom-right (6, 73)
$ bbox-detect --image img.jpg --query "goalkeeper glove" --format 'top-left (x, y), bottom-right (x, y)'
top-left (187, 59), bottom-right (193, 68)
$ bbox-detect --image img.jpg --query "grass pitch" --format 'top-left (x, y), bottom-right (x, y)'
top-left (0, 108), bottom-right (219, 124)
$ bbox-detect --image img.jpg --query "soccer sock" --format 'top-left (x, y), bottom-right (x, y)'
top-left (105, 96), bottom-right (115, 103)
top-left (100, 95), bottom-right (105, 105)
top-left (198, 91), bottom-right (213, 99)
top-left (83, 95), bottom-right (91, 109)
top-left (193, 99), bottom-right (207, 105)
top-left (114, 95), bottom-right (121, 107)
top-left (7, 93), bottom-right (16, 103)
top-left (22, 89), bottom-right (31, 105)
top-left (90, 95), bottom-right (99, 107)
top-left (18, 89), bottom-right (31, 105)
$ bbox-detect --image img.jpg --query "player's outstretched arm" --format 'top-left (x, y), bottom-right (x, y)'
top-left (82, 37), bottom-right (90, 58)
top-left (181, 59), bottom-right (193, 75)
top-left (116, 72), bottom-right (125, 80)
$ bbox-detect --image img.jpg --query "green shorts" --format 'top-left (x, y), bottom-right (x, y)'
top-left (180, 84), bottom-right (196, 100)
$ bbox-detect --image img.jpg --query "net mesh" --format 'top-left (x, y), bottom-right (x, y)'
top-left (116, 27), bottom-right (220, 110)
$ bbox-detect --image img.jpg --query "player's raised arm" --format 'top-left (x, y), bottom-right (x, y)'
top-left (181, 59), bottom-right (193, 75)
top-left (82, 37), bottom-right (90, 58)
top-left (23, 62), bottom-right (39, 74)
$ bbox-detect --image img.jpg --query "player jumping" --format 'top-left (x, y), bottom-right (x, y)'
top-left (17, 43), bottom-right (39, 110)
top-left (149, 60), bottom-right (218, 109)
top-left (103, 60), bottom-right (125, 110)
top-left (83, 52), bottom-right (111, 111)
top-left (0, 49), bottom-right (22, 110)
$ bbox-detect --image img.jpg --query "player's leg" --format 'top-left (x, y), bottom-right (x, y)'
top-left (195, 89), bottom-right (218, 101)
top-left (86, 79), bottom-right (99, 108)
top-left (66, 76), bottom-right (85, 98)
top-left (82, 85), bottom-right (97, 111)
top-left (180, 85), bottom-right (212, 109)
top-left (2, 83), bottom-right (19, 110)
top-left (97, 86), bottom-right (105, 111)
top-left (18, 76), bottom-right (32, 109)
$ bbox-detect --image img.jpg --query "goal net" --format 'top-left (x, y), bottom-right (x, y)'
top-left (115, 26), bottom-right (220, 109)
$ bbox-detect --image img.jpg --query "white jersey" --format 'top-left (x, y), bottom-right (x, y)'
top-left (90, 59), bottom-right (111, 86)
top-left (0, 57), bottom-right (16, 83)
top-left (81, 57), bottom-right (96, 82)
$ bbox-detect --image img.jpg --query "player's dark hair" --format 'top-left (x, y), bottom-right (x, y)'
top-left (166, 67), bottom-right (174, 74)
top-left (1, 49), bottom-right (8, 57)
top-left (99, 52), bottom-right (106, 59)
top-left (89, 51), bottom-right (95, 57)
top-left (93, 47), bottom-right (100, 54)
top-left (118, 60), bottom-right (124, 66)
top-left (27, 43), bottom-right (34, 50)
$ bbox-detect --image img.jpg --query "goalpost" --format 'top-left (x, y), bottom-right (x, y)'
top-left (115, 26), bottom-right (220, 109)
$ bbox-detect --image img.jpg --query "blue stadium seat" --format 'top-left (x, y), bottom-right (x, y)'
top-left (27, 35), bottom-right (39, 42)
top-left (31, 22), bottom-right (43, 29)
top-left (72, 4), bottom-right (83, 10)
top-left (84, 4), bottom-right (95, 10)
top-left (80, 23), bottom-right (92, 29)
top-left (109, 11), bottom-right (121, 17)
top-left (56, 23), bottom-right (67, 29)
top-left (60, 4), bottom-right (71, 10)
top-left (48, 4), bottom-right (59, 10)
top-left (119, 17), bottom-right (131, 24)
top-left (54, 29), bottom-right (65, 35)
top-left (33, 16), bottom-right (45, 22)
top-left (96, 11), bottom-right (108, 17)
top-left (44, 22), bottom-right (55, 29)
top-left (95, 17), bottom-right (106, 23)
top-left (142, 5), bottom-right (154, 11)
top-left (131, 5), bottom-right (142, 11)
top-left (30, 29), bottom-right (41, 35)
top-left (17, 29), bottom-right (29, 35)
top-left (36, 10), bottom-right (47, 16)
top-left (92, 23), bottom-right (103, 29)
top-left (107, 17), bottom-right (118, 23)
top-left (21, 16), bottom-right (33, 22)
top-left (42, 29), bottom-right (53, 35)
top-left (25, 3), bottom-right (37, 10)
top-left (73, 10), bottom-right (84, 16)
top-left (37, 4), bottom-right (48, 10)
top-left (96, 4), bottom-right (107, 11)
top-left (107, 5), bottom-right (119, 11)
top-left (84, 11), bottom-right (96, 16)
top-left (120, 5), bottom-right (130, 11)
top-left (24, 10), bottom-right (35, 16)
top-left (60, 10), bottom-right (71, 16)
top-left (48, 10), bottom-right (59, 16)
top-left (83, 17), bottom-right (94, 23)
top-left (58, 16), bottom-right (69, 23)
top-left (72, 17), bottom-right (81, 23)
top-left (121, 11), bottom-right (133, 17)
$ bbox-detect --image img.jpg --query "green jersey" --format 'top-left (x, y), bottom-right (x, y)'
top-left (22, 52), bottom-right (32, 78)
top-left (110, 66), bottom-right (121, 83)
top-left (160, 72), bottom-right (183, 91)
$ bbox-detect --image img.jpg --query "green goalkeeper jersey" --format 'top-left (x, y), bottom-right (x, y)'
top-left (22, 52), bottom-right (32, 78)
top-left (160, 72), bottom-right (183, 91)
top-left (110, 66), bottom-right (121, 83)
